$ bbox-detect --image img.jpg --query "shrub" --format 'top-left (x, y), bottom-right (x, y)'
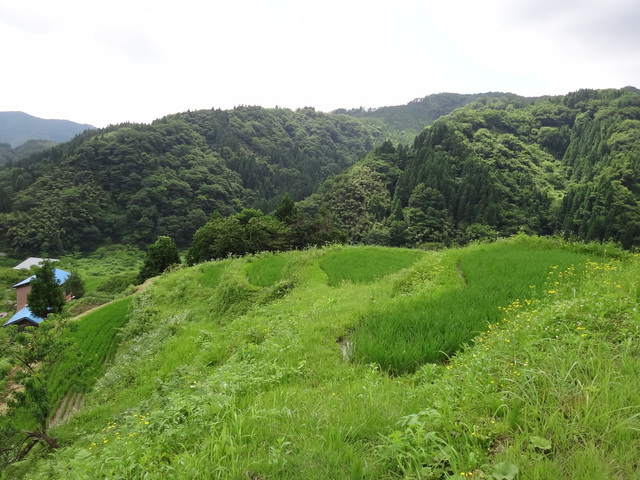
top-left (96, 272), bottom-right (138, 294)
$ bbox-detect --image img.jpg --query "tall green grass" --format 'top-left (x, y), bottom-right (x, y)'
top-left (245, 255), bottom-right (288, 287)
top-left (0, 267), bottom-right (24, 316)
top-left (0, 256), bottom-right (21, 268)
top-left (374, 251), bottom-right (639, 479)
top-left (351, 241), bottom-right (601, 373)
top-left (200, 261), bottom-right (227, 288)
top-left (320, 246), bottom-right (424, 286)
top-left (83, 275), bottom-right (108, 293)
top-left (59, 244), bottom-right (143, 294)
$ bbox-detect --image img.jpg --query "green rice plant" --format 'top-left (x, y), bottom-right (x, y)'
top-left (47, 297), bottom-right (133, 417)
top-left (320, 246), bottom-right (424, 286)
top-left (245, 254), bottom-right (288, 287)
top-left (374, 252), bottom-right (640, 479)
top-left (82, 275), bottom-right (107, 293)
top-left (351, 240), bottom-right (602, 373)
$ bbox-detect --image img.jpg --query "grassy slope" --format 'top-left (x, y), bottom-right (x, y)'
top-left (58, 245), bottom-right (143, 294)
top-left (7, 238), bottom-right (639, 479)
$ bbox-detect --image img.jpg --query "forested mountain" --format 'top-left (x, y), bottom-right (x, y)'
top-left (0, 107), bottom-right (387, 254)
top-left (1, 88), bottom-right (639, 257)
top-left (307, 87), bottom-right (640, 248)
top-left (0, 112), bottom-right (95, 148)
top-left (0, 140), bottom-right (58, 166)
top-left (334, 92), bottom-right (524, 141)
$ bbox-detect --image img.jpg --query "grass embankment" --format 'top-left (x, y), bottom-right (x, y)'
top-left (6, 237), bottom-right (639, 479)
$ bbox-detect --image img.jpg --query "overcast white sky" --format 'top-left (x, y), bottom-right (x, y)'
top-left (1, 0), bottom-right (638, 127)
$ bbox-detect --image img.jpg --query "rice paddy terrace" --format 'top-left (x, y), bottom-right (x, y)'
top-left (4, 236), bottom-right (639, 479)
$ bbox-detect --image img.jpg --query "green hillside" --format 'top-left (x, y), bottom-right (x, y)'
top-left (2, 237), bottom-right (638, 478)
top-left (0, 140), bottom-right (58, 167)
top-left (0, 106), bottom-right (388, 254)
top-left (334, 92), bottom-right (525, 141)
top-left (1, 88), bottom-right (638, 478)
top-left (307, 87), bottom-right (640, 248)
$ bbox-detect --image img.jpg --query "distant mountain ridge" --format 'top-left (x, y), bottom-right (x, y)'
top-left (0, 111), bottom-right (95, 147)
top-left (334, 92), bottom-right (526, 139)
top-left (0, 105), bottom-right (389, 253)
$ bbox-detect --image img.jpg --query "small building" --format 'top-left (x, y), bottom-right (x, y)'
top-left (2, 306), bottom-right (44, 328)
top-left (13, 268), bottom-right (71, 312)
top-left (12, 257), bottom-right (59, 270)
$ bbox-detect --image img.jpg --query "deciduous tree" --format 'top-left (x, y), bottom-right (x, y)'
top-left (0, 318), bottom-right (72, 464)
top-left (62, 270), bottom-right (85, 300)
top-left (137, 236), bottom-right (181, 283)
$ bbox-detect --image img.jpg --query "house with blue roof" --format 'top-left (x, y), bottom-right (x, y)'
top-left (3, 306), bottom-right (45, 328)
top-left (3, 268), bottom-right (71, 328)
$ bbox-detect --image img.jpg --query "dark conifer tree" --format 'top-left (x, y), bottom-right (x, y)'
top-left (27, 261), bottom-right (65, 318)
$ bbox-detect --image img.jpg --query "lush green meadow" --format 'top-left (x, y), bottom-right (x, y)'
top-left (3, 237), bottom-right (639, 479)
top-left (59, 245), bottom-right (144, 294)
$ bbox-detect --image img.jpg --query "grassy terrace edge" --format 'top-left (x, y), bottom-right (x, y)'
top-left (4, 236), bottom-right (639, 479)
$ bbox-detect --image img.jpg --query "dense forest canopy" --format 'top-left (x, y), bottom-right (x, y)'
top-left (0, 88), bottom-right (639, 256)
top-left (0, 140), bottom-right (58, 167)
top-left (0, 107), bottom-right (387, 254)
top-left (306, 87), bottom-right (640, 249)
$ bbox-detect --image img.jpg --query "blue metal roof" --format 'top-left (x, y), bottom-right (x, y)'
top-left (3, 306), bottom-right (44, 327)
top-left (13, 268), bottom-right (71, 288)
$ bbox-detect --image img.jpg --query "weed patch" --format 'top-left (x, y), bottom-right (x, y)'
top-left (200, 261), bottom-right (228, 288)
